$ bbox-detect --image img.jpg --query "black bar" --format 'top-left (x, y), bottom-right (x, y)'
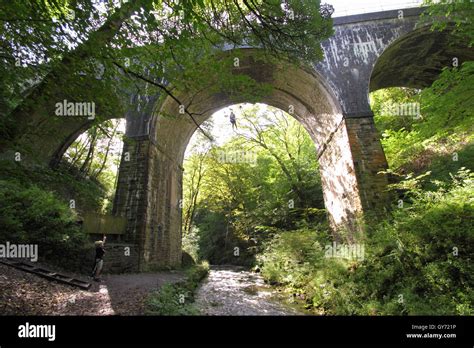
top-left (0, 316), bottom-right (472, 346)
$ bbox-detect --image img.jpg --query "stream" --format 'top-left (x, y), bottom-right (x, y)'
top-left (194, 265), bottom-right (305, 316)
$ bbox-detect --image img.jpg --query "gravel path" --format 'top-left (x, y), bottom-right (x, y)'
top-left (0, 263), bottom-right (184, 315)
top-left (194, 265), bottom-right (302, 315)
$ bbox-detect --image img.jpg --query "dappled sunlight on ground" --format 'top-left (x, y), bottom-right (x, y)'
top-left (194, 265), bottom-right (302, 316)
top-left (0, 263), bottom-right (184, 315)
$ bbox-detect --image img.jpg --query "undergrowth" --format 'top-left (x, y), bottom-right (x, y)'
top-left (146, 262), bottom-right (209, 315)
top-left (258, 169), bottom-right (474, 315)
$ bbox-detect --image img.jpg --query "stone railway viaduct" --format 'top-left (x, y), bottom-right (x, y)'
top-left (5, 7), bottom-right (473, 270)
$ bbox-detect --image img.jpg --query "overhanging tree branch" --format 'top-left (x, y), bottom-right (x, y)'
top-left (113, 61), bottom-right (214, 142)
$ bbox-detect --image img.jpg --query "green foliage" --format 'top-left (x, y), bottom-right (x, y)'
top-left (353, 17), bottom-right (474, 313)
top-left (0, 0), bottom-right (96, 114)
top-left (419, 62), bottom-right (474, 137)
top-left (0, 158), bottom-right (111, 270)
top-left (258, 226), bottom-right (328, 286)
top-left (421, 0), bottom-right (474, 47)
top-left (371, 87), bottom-right (421, 133)
top-left (259, 170), bottom-right (474, 315)
top-left (258, 43), bottom-right (473, 314)
top-left (0, 160), bottom-right (109, 214)
top-left (1, 0), bottom-right (333, 152)
top-left (371, 62), bottom-right (474, 174)
top-left (63, 119), bottom-right (124, 202)
top-left (183, 105), bottom-right (325, 265)
top-left (182, 227), bottom-right (200, 262)
top-left (426, 143), bottom-right (474, 184)
top-left (146, 262), bottom-right (209, 315)
top-left (146, 283), bottom-right (197, 315)
top-left (356, 169), bottom-right (474, 315)
top-left (0, 180), bottom-right (88, 270)
top-left (194, 210), bottom-right (247, 264)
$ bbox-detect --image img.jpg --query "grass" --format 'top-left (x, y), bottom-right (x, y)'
top-left (257, 169), bottom-right (474, 315)
top-left (145, 262), bottom-right (209, 315)
top-left (0, 159), bottom-right (108, 214)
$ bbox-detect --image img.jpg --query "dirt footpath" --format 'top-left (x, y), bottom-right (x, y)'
top-left (0, 263), bottom-right (184, 315)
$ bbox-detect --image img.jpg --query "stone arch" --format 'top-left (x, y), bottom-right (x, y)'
top-left (369, 24), bottom-right (474, 92)
top-left (48, 87), bottom-right (163, 168)
top-left (113, 48), bottom-right (390, 270)
top-left (2, 65), bottom-right (158, 168)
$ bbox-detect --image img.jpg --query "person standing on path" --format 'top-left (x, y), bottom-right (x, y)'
top-left (229, 109), bottom-right (237, 129)
top-left (91, 235), bottom-right (106, 282)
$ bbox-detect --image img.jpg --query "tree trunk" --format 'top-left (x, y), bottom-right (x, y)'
top-left (93, 121), bottom-right (119, 178)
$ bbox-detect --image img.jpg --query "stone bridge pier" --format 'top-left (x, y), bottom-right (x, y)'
top-left (113, 135), bottom-right (184, 268)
